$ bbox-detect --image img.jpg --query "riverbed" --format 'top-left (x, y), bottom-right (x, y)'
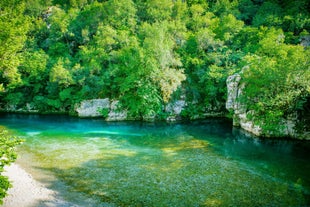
top-left (0, 114), bottom-right (309, 206)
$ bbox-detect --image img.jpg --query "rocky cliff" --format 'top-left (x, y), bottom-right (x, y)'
top-left (226, 74), bottom-right (309, 139)
top-left (226, 74), bottom-right (262, 136)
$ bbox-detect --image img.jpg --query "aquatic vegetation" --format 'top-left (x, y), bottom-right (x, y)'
top-left (0, 115), bottom-right (309, 206)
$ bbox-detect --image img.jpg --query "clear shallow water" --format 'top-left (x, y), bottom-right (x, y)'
top-left (0, 114), bottom-right (309, 207)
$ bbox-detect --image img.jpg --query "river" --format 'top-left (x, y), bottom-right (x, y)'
top-left (0, 113), bottom-right (309, 206)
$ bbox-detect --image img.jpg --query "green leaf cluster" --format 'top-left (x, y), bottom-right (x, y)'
top-left (0, 127), bottom-right (22, 204)
top-left (239, 27), bottom-right (310, 134)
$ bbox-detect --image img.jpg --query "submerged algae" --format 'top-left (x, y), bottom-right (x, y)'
top-left (0, 114), bottom-right (309, 206)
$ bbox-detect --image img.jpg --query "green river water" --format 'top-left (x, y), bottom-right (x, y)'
top-left (0, 114), bottom-right (309, 207)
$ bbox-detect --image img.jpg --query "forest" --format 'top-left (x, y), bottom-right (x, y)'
top-left (1, 0), bottom-right (310, 205)
top-left (0, 0), bottom-right (310, 132)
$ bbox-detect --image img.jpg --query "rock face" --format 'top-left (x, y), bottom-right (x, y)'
top-left (226, 74), bottom-right (262, 136)
top-left (300, 35), bottom-right (310, 47)
top-left (76, 99), bottom-right (187, 121)
top-left (2, 103), bottom-right (39, 113)
top-left (106, 100), bottom-right (127, 121)
top-left (75, 97), bottom-right (226, 122)
top-left (76, 99), bottom-right (110, 117)
top-left (226, 74), bottom-right (243, 117)
top-left (226, 74), bottom-right (309, 139)
top-left (165, 100), bottom-right (186, 121)
top-left (75, 99), bottom-right (128, 121)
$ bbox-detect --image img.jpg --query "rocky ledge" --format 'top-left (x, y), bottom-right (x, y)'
top-left (75, 98), bottom-right (187, 121)
top-left (75, 98), bottom-right (127, 121)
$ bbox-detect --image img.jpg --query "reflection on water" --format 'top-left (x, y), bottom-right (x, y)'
top-left (0, 113), bottom-right (309, 206)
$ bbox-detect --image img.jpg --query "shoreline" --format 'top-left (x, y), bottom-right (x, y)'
top-left (2, 163), bottom-right (77, 207)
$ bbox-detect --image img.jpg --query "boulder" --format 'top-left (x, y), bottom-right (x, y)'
top-left (75, 99), bottom-right (128, 120)
top-left (76, 99), bottom-right (110, 117)
top-left (106, 100), bottom-right (127, 121)
top-left (300, 35), bottom-right (310, 47)
top-left (165, 100), bottom-right (186, 121)
top-left (3, 103), bottom-right (39, 113)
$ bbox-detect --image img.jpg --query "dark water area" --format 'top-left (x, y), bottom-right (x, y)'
top-left (0, 113), bottom-right (309, 206)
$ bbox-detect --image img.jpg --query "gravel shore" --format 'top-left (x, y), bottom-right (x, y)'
top-left (2, 163), bottom-right (77, 207)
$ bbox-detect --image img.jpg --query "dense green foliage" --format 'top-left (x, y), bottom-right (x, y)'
top-left (0, 0), bottom-right (309, 126)
top-left (0, 127), bottom-right (22, 204)
top-left (240, 29), bottom-right (310, 134)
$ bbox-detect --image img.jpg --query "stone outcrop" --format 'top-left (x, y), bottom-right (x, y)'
top-left (75, 99), bottom-right (127, 121)
top-left (226, 74), bottom-right (309, 139)
top-left (165, 100), bottom-right (186, 121)
top-left (106, 100), bottom-right (127, 121)
top-left (76, 99), bottom-right (110, 117)
top-left (300, 35), bottom-right (310, 47)
top-left (2, 103), bottom-right (39, 113)
top-left (75, 99), bottom-right (188, 121)
top-left (226, 74), bottom-right (262, 136)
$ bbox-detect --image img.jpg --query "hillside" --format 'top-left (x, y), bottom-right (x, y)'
top-left (0, 0), bottom-right (309, 137)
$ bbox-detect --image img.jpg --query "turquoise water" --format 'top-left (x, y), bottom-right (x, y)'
top-left (0, 114), bottom-right (309, 206)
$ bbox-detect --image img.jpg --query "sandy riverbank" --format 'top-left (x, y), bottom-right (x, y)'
top-left (2, 163), bottom-right (78, 207)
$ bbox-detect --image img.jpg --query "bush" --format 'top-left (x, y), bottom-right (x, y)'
top-left (0, 127), bottom-right (22, 204)
top-left (98, 108), bottom-right (109, 119)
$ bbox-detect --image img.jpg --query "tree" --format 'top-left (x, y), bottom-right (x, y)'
top-left (214, 14), bottom-right (244, 43)
top-left (19, 49), bottom-right (49, 96)
top-left (139, 21), bottom-right (186, 104)
top-left (49, 58), bottom-right (73, 87)
top-left (103, 0), bottom-right (137, 30)
top-left (0, 0), bottom-right (30, 90)
top-left (252, 1), bottom-right (283, 27)
top-left (237, 0), bottom-right (259, 25)
top-left (211, 0), bottom-right (239, 17)
top-left (239, 28), bottom-right (310, 134)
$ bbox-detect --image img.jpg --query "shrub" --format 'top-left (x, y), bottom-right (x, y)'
top-left (0, 127), bottom-right (22, 204)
